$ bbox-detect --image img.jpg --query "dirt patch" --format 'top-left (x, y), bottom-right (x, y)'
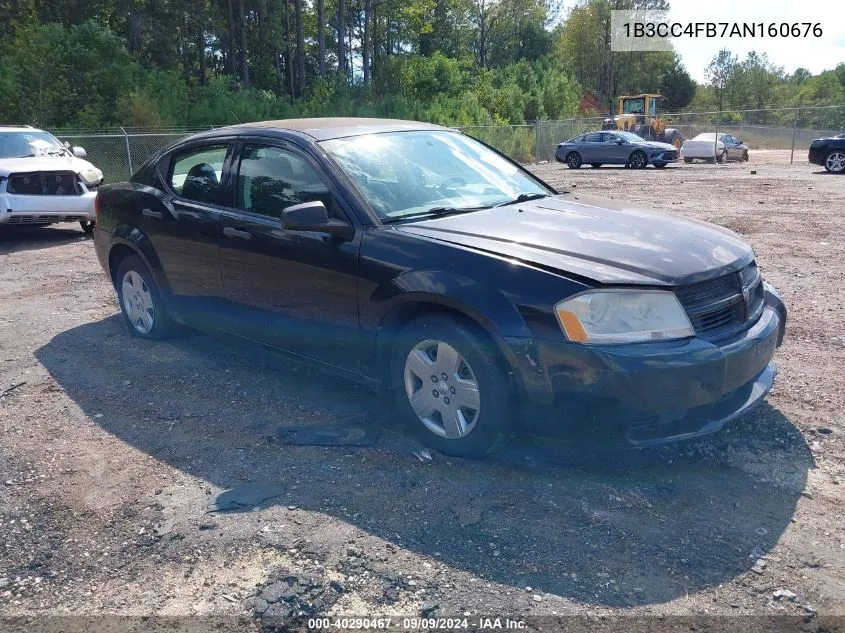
top-left (0, 151), bottom-right (843, 626)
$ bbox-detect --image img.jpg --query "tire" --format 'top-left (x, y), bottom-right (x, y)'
top-left (663, 129), bottom-right (683, 150)
top-left (590, 163), bottom-right (602, 168)
top-left (629, 150), bottom-right (648, 169)
top-left (390, 314), bottom-right (512, 458)
top-left (823, 150), bottom-right (845, 173)
top-left (683, 157), bottom-right (693, 164)
top-left (80, 220), bottom-right (96, 235)
top-left (716, 151), bottom-right (727, 164)
top-left (652, 163), bottom-right (667, 169)
top-left (565, 152), bottom-right (582, 169)
top-left (742, 151), bottom-right (749, 162)
top-left (116, 254), bottom-right (173, 339)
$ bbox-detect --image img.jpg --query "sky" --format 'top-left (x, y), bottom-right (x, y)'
top-left (668, 0), bottom-right (845, 81)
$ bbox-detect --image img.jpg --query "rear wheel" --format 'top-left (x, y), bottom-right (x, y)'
top-left (80, 220), bottom-right (95, 235)
top-left (824, 151), bottom-right (845, 173)
top-left (629, 150), bottom-right (648, 169)
top-left (565, 152), bottom-right (582, 169)
top-left (116, 255), bottom-right (173, 339)
top-left (590, 163), bottom-right (602, 168)
top-left (390, 314), bottom-right (512, 457)
top-left (716, 150), bottom-right (727, 164)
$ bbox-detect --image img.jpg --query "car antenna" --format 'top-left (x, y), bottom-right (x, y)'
top-left (231, 111), bottom-right (242, 124)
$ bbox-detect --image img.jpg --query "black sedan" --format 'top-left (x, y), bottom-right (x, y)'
top-left (93, 118), bottom-right (786, 457)
top-left (809, 133), bottom-right (845, 173)
top-left (555, 130), bottom-right (679, 169)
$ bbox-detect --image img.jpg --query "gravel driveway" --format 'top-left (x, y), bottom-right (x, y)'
top-left (0, 151), bottom-right (843, 629)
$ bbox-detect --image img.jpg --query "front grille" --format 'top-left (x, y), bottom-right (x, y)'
top-left (7, 214), bottom-right (88, 225)
top-left (7, 171), bottom-right (81, 196)
top-left (674, 262), bottom-right (764, 341)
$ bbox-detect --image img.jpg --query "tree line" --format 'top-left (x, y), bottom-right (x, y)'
top-left (0, 0), bottom-right (842, 132)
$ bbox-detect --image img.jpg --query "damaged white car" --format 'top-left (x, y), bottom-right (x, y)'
top-left (0, 126), bottom-right (103, 234)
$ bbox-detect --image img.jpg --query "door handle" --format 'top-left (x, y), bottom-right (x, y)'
top-left (142, 208), bottom-right (163, 219)
top-left (223, 227), bottom-right (252, 240)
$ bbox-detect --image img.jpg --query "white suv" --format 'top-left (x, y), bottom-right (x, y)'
top-left (0, 126), bottom-right (103, 234)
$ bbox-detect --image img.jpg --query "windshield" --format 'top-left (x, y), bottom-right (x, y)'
top-left (614, 131), bottom-right (644, 143)
top-left (321, 131), bottom-right (552, 221)
top-left (0, 130), bottom-right (67, 159)
top-left (622, 98), bottom-right (645, 114)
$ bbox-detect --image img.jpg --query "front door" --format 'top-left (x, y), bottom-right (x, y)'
top-left (217, 142), bottom-right (362, 370)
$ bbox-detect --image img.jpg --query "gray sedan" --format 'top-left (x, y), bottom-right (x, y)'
top-left (555, 131), bottom-right (679, 169)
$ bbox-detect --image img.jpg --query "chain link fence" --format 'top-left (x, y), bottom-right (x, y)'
top-left (52, 106), bottom-right (845, 182)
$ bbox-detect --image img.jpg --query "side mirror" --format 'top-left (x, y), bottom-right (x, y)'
top-left (281, 200), bottom-right (353, 239)
top-left (71, 146), bottom-right (87, 158)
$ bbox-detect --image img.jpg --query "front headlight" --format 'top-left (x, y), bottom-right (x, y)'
top-left (79, 168), bottom-right (103, 185)
top-left (555, 290), bottom-right (694, 345)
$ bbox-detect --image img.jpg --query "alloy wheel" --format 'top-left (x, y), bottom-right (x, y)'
top-left (403, 339), bottom-right (481, 440)
top-left (825, 151), bottom-right (845, 173)
top-left (121, 270), bottom-right (155, 334)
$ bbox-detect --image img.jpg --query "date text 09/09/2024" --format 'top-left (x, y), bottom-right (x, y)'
top-left (623, 22), bottom-right (823, 38)
top-left (307, 617), bottom-right (527, 630)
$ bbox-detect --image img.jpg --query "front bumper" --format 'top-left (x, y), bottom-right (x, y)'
top-left (649, 150), bottom-right (678, 164)
top-left (510, 284), bottom-right (787, 445)
top-left (0, 190), bottom-right (96, 225)
top-left (808, 147), bottom-right (826, 166)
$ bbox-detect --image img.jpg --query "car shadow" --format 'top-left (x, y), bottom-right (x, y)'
top-left (0, 224), bottom-right (91, 253)
top-left (35, 316), bottom-right (813, 607)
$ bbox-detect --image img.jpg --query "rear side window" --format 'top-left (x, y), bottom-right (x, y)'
top-left (169, 144), bottom-right (228, 204)
top-left (583, 133), bottom-right (603, 143)
top-left (235, 145), bottom-right (343, 220)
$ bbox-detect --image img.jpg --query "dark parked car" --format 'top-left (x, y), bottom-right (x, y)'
top-left (555, 130), bottom-right (678, 169)
top-left (809, 133), bottom-right (845, 173)
top-left (93, 118), bottom-right (786, 457)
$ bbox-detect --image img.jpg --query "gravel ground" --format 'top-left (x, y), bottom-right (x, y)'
top-left (0, 150), bottom-right (843, 629)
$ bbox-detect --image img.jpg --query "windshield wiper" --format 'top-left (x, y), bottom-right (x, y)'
top-left (493, 192), bottom-right (551, 207)
top-left (382, 206), bottom-right (487, 224)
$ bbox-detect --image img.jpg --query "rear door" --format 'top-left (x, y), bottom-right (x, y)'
top-left (146, 140), bottom-right (234, 322)
top-left (579, 133), bottom-right (603, 162)
top-left (217, 140), bottom-right (362, 370)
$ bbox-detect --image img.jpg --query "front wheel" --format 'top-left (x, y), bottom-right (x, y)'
top-left (565, 152), bottom-right (582, 169)
top-left (390, 315), bottom-right (512, 457)
top-left (116, 254), bottom-right (173, 339)
top-left (824, 151), bottom-right (845, 173)
top-left (742, 151), bottom-right (749, 162)
top-left (80, 220), bottom-right (96, 235)
top-left (629, 150), bottom-right (648, 169)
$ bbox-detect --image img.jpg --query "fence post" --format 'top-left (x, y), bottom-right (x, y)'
top-left (713, 109), bottom-right (720, 165)
top-left (534, 118), bottom-right (541, 162)
top-left (121, 126), bottom-right (133, 176)
top-left (790, 110), bottom-right (798, 165)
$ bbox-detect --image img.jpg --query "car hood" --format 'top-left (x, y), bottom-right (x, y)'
top-left (637, 140), bottom-right (678, 151)
top-left (0, 154), bottom-right (98, 177)
top-left (394, 194), bottom-right (753, 286)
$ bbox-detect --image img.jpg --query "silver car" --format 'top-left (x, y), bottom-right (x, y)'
top-left (555, 130), bottom-right (679, 169)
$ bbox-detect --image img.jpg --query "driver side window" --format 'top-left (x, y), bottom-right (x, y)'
top-left (235, 145), bottom-right (344, 220)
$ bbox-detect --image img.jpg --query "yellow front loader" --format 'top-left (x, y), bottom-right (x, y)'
top-left (601, 94), bottom-right (683, 150)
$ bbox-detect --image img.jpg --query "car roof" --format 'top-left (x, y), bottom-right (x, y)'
top-left (215, 117), bottom-right (448, 141)
top-left (0, 126), bottom-right (45, 133)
